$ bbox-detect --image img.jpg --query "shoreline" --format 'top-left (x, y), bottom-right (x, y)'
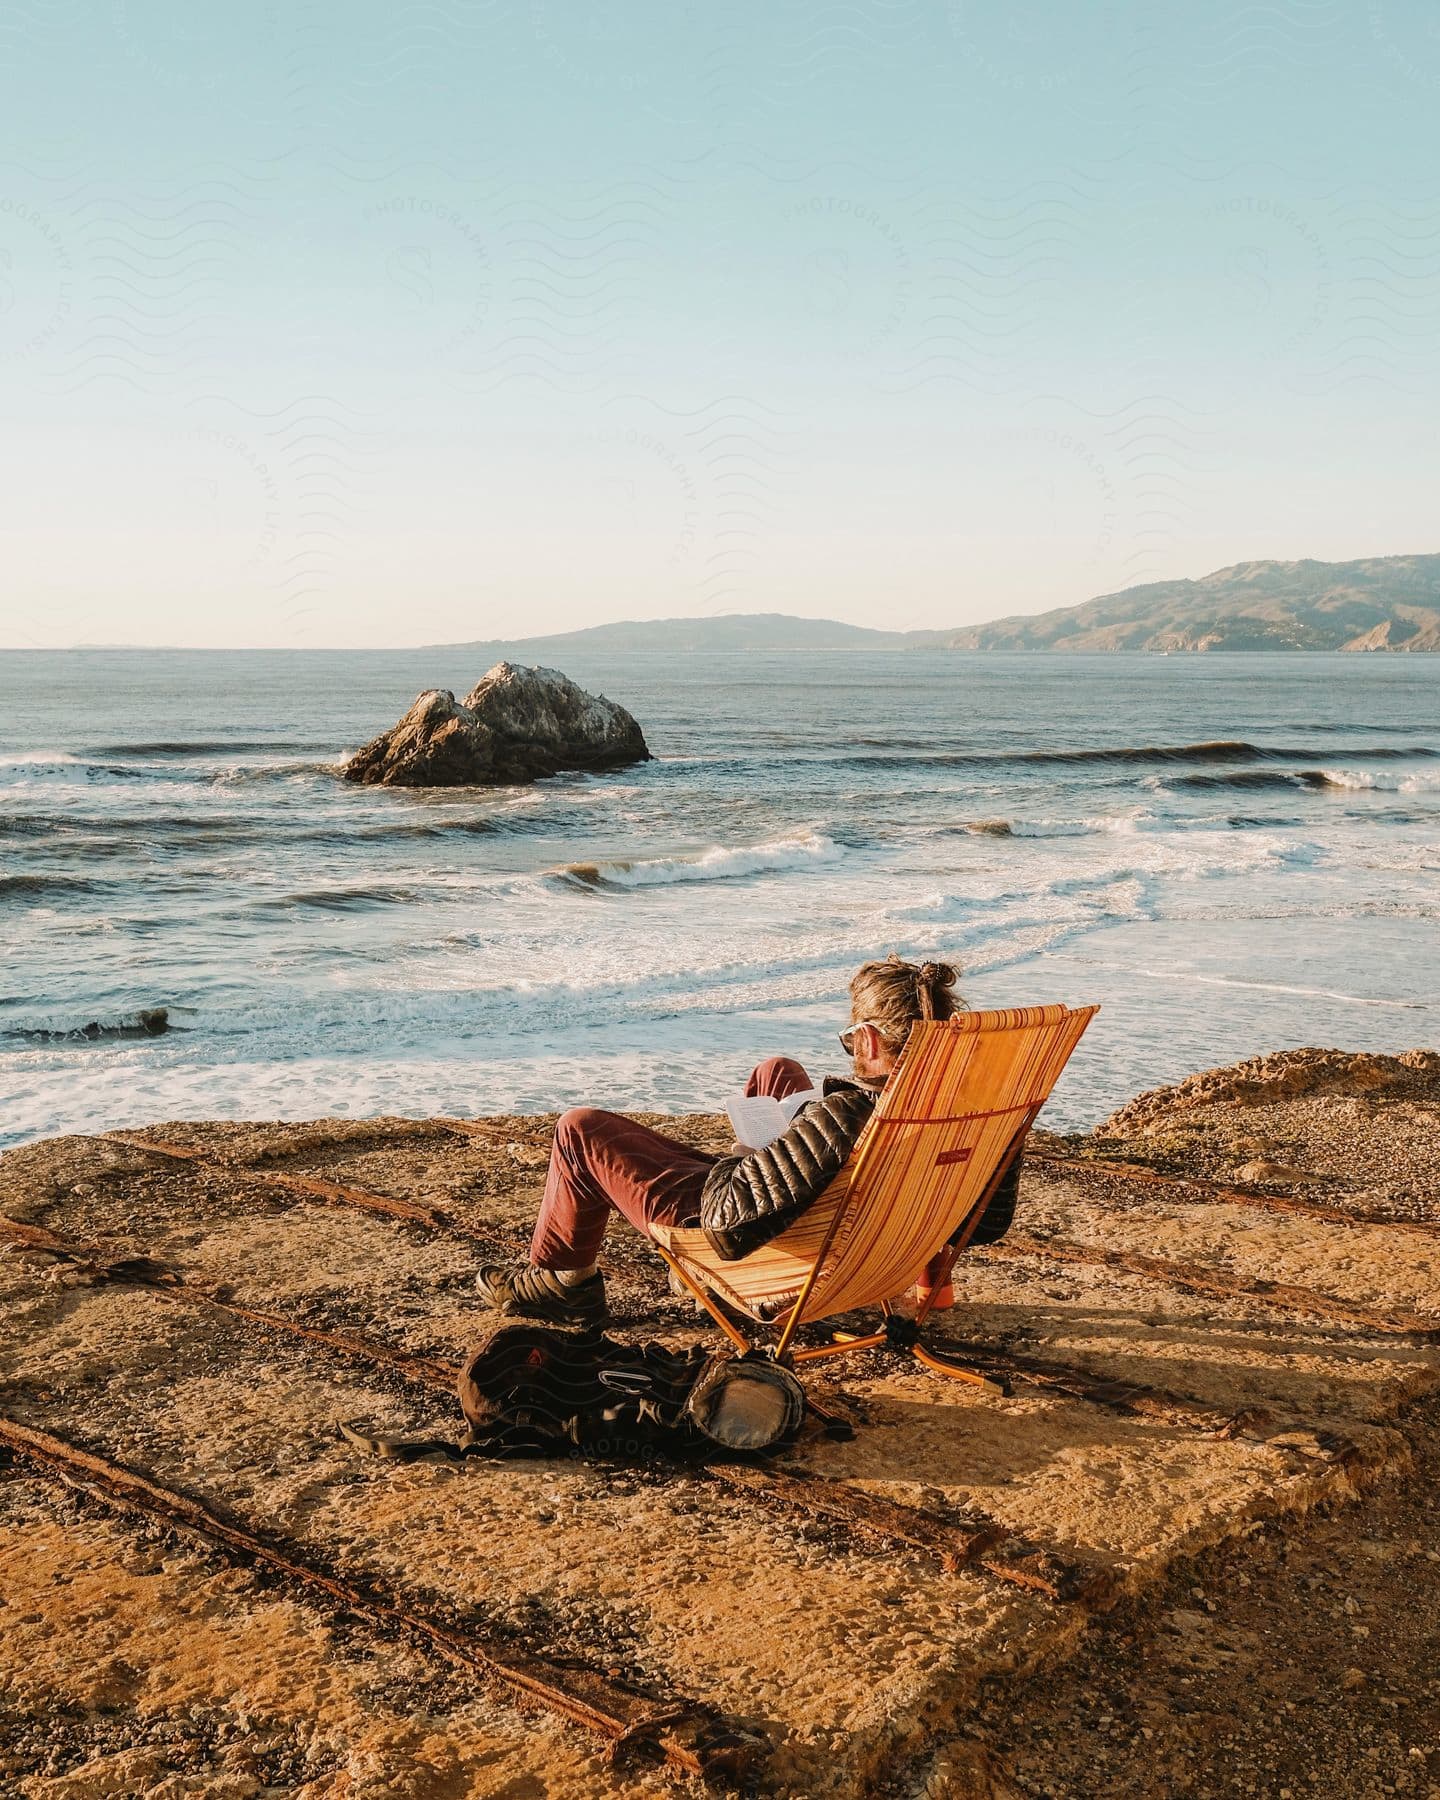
top-left (7, 1032), bottom-right (1439, 1158)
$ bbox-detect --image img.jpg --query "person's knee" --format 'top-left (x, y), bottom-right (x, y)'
top-left (555, 1106), bottom-right (612, 1149)
top-left (747, 1055), bottom-right (811, 1097)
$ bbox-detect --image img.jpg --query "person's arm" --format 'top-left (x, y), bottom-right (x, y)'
top-left (699, 1085), bottom-right (874, 1261)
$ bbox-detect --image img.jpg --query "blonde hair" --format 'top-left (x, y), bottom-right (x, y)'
top-left (849, 953), bottom-right (961, 1046)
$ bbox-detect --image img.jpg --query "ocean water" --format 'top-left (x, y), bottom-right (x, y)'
top-left (2, 649), bottom-right (1437, 1150)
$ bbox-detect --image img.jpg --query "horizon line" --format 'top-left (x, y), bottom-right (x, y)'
top-left (5, 546), bottom-right (1436, 654)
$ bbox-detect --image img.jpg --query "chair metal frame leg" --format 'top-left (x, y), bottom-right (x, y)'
top-left (789, 1330), bottom-right (888, 1363)
top-left (910, 1338), bottom-right (1009, 1395)
top-left (793, 1318), bottom-right (1009, 1395)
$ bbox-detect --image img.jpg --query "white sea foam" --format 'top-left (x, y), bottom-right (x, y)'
top-left (1359, 844), bottom-right (1440, 874)
top-left (0, 755), bottom-right (199, 795)
top-left (0, 753), bottom-right (109, 785)
top-left (1126, 967), bottom-right (1428, 1009)
top-left (552, 831), bottom-right (843, 891)
top-left (1317, 767), bottom-right (1440, 793)
top-left (966, 808), bottom-right (1230, 841)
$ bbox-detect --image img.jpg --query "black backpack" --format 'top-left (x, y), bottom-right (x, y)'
top-left (340, 1323), bottom-right (807, 1464)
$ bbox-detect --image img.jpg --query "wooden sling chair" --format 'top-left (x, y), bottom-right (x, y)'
top-left (649, 1003), bottom-right (1098, 1395)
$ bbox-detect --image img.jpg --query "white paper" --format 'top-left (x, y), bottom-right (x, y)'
top-left (724, 1087), bottom-right (823, 1151)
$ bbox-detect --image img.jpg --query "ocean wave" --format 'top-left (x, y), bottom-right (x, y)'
top-left (1291, 721), bottom-right (1431, 734)
top-left (1306, 768), bottom-right (1440, 793)
top-left (958, 815), bottom-right (1114, 840)
top-left (1168, 766), bottom-right (1440, 795)
top-left (845, 739), bottom-right (1437, 772)
top-left (251, 885), bottom-right (420, 912)
top-left (0, 755), bottom-right (150, 787)
top-left (85, 739), bottom-right (327, 757)
top-left (1308, 768), bottom-right (1377, 791)
top-left (0, 753), bottom-right (342, 789)
top-left (550, 832), bottom-right (843, 892)
top-left (956, 810), bottom-right (1169, 841)
top-left (7, 1005), bottom-right (173, 1043)
top-left (0, 806), bottom-right (555, 855)
top-left (0, 872), bottom-right (107, 899)
top-left (1169, 769), bottom-right (1308, 791)
top-left (298, 808), bottom-right (590, 847)
top-left (347, 815), bottom-right (506, 841)
top-left (1020, 740), bottom-right (1298, 765)
top-left (215, 759), bottom-right (341, 784)
top-left (0, 810), bottom-right (278, 847)
top-left (947, 806), bottom-right (1388, 845)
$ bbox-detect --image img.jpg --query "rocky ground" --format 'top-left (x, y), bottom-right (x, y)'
top-left (939, 1392), bottom-right (1440, 1799)
top-left (1, 1047), bottom-right (1438, 1799)
top-left (1083, 1046), bottom-right (1440, 1226)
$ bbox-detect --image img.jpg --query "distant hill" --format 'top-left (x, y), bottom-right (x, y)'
top-left (427, 555), bottom-right (1440, 658)
top-left (427, 612), bottom-right (948, 654)
top-left (942, 554), bottom-right (1440, 652)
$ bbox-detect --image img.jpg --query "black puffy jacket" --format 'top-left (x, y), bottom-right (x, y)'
top-left (698, 1078), bottom-right (1025, 1264)
top-left (699, 1076), bottom-right (875, 1261)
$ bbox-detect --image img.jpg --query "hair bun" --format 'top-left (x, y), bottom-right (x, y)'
top-left (917, 960), bottom-right (957, 1021)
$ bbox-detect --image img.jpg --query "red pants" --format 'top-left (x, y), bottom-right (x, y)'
top-left (529, 1057), bottom-right (813, 1270)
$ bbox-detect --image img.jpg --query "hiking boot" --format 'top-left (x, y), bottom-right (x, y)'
top-left (474, 1263), bottom-right (607, 1325)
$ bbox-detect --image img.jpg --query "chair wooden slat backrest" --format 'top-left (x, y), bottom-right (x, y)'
top-left (655, 1003), bottom-right (1097, 1334)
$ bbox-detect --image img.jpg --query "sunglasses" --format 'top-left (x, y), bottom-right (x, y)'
top-left (838, 1019), bottom-right (892, 1054)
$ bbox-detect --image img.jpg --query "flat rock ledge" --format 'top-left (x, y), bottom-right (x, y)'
top-left (3, 1049), bottom-right (1438, 1798)
top-left (341, 661), bottom-right (651, 787)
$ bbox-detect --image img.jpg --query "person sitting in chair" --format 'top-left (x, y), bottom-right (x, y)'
top-left (475, 954), bottom-right (1021, 1325)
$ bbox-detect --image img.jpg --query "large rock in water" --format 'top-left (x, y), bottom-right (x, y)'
top-left (340, 662), bottom-right (651, 787)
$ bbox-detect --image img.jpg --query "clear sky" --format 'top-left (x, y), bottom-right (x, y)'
top-left (2, 2), bottom-right (1438, 647)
